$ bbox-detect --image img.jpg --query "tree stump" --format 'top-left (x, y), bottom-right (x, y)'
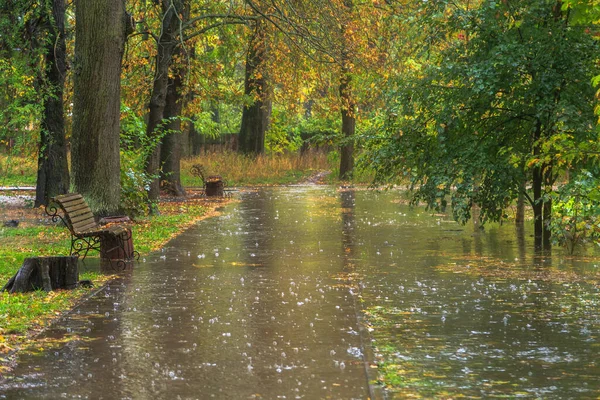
top-left (205, 176), bottom-right (224, 197)
top-left (1, 256), bottom-right (79, 293)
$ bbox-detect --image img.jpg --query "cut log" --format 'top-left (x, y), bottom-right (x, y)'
top-left (205, 179), bottom-right (224, 197)
top-left (1, 256), bottom-right (79, 293)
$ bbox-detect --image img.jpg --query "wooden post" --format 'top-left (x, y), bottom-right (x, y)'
top-left (1, 256), bottom-right (79, 293)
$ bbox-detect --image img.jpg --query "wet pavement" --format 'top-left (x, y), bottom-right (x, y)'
top-left (1, 187), bottom-right (376, 399)
top-left (4, 186), bottom-right (600, 399)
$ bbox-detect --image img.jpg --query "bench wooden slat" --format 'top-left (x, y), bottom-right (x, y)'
top-left (61, 198), bottom-right (87, 210)
top-left (54, 193), bottom-right (82, 203)
top-left (70, 212), bottom-right (95, 225)
top-left (72, 218), bottom-right (96, 231)
top-left (61, 202), bottom-right (89, 214)
top-left (67, 206), bottom-right (93, 220)
top-left (72, 219), bottom-right (96, 232)
top-left (75, 222), bottom-right (100, 234)
top-left (67, 210), bottom-right (92, 223)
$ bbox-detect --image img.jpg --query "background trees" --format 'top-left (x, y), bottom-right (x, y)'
top-left (1, 0), bottom-right (599, 251)
top-left (238, 17), bottom-right (271, 155)
top-left (364, 0), bottom-right (599, 250)
top-left (0, 1), bottom-right (69, 206)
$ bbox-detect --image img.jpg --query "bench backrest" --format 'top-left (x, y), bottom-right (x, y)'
top-left (51, 193), bottom-right (98, 235)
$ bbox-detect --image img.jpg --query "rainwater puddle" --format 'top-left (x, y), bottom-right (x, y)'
top-left (2, 186), bottom-right (600, 399)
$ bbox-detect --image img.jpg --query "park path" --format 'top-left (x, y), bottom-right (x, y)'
top-left (1, 187), bottom-right (378, 399)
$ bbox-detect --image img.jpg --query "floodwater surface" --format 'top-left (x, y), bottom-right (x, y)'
top-left (2, 186), bottom-right (600, 399)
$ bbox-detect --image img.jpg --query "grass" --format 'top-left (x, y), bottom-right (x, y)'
top-left (0, 154), bottom-right (37, 187)
top-left (2, 149), bottom-right (377, 188)
top-left (180, 149), bottom-right (334, 186)
top-left (131, 198), bottom-right (218, 254)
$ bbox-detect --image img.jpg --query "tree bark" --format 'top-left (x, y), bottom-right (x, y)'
top-left (2, 256), bottom-right (79, 293)
top-left (543, 166), bottom-right (554, 251)
top-left (339, 72), bottom-right (355, 180)
top-left (338, 0), bottom-right (355, 181)
top-left (238, 19), bottom-right (271, 155)
top-left (532, 122), bottom-right (543, 250)
top-left (71, 0), bottom-right (131, 215)
top-left (35, 0), bottom-right (70, 208)
top-left (145, 1), bottom-right (181, 202)
top-left (160, 68), bottom-right (187, 196)
top-left (189, 118), bottom-right (203, 156)
top-left (515, 176), bottom-right (526, 225)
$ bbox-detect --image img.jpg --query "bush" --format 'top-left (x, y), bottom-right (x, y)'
top-left (550, 171), bottom-right (600, 254)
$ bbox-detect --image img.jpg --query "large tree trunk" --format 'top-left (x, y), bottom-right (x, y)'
top-left (71, 0), bottom-right (131, 215)
top-left (145, 1), bottom-right (181, 202)
top-left (338, 0), bottom-right (355, 181)
top-left (339, 74), bottom-right (355, 180)
top-left (2, 256), bottom-right (79, 293)
top-left (238, 19), bottom-right (270, 155)
top-left (35, 0), bottom-right (70, 208)
top-left (160, 69), bottom-right (186, 196)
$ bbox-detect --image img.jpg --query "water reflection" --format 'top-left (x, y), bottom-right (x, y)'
top-left (1, 187), bottom-right (371, 399)
top-left (2, 186), bottom-right (600, 399)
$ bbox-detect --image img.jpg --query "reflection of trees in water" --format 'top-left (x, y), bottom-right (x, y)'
top-left (340, 189), bottom-right (355, 274)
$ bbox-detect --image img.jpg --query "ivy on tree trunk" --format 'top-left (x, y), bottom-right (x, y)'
top-left (35, 0), bottom-right (70, 207)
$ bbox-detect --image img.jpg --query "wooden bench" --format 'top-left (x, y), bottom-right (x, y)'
top-left (45, 193), bottom-right (139, 263)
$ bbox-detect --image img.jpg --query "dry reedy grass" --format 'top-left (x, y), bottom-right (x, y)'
top-left (181, 150), bottom-right (332, 186)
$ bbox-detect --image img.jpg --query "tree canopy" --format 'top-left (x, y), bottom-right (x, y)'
top-left (0, 0), bottom-right (599, 250)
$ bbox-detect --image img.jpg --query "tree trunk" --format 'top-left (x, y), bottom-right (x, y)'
top-left (2, 256), bottom-right (79, 293)
top-left (145, 2), bottom-right (180, 202)
top-left (543, 196), bottom-right (552, 250)
top-left (160, 69), bottom-right (186, 197)
top-left (72, 0), bottom-right (131, 215)
top-left (515, 177), bottom-right (526, 225)
top-left (543, 166), bottom-right (554, 250)
top-left (238, 19), bottom-right (270, 155)
top-left (339, 86), bottom-right (355, 180)
top-left (35, 0), bottom-right (70, 208)
top-left (532, 122), bottom-right (543, 250)
top-left (338, 0), bottom-right (355, 181)
top-left (190, 119), bottom-right (203, 156)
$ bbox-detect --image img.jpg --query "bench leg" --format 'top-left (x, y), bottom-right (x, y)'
top-left (71, 236), bottom-right (102, 260)
top-left (118, 230), bottom-right (140, 261)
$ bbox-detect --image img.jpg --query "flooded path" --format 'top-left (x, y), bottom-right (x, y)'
top-left (2, 187), bottom-right (375, 399)
top-left (3, 186), bottom-right (600, 398)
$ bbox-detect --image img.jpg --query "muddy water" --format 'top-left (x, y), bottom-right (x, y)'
top-left (1, 187), bottom-right (374, 399)
top-left (3, 186), bottom-right (600, 399)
